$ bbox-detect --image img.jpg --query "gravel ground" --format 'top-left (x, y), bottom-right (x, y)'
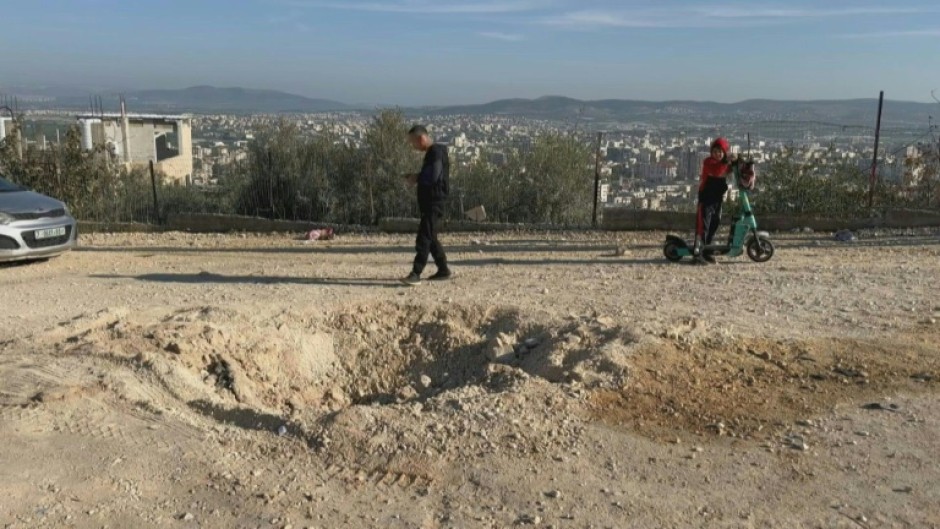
top-left (1, 229), bottom-right (938, 528)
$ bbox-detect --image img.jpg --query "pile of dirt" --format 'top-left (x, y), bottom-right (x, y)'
top-left (54, 306), bottom-right (338, 414)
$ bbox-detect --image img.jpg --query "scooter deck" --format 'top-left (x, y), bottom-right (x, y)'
top-left (664, 235), bottom-right (742, 258)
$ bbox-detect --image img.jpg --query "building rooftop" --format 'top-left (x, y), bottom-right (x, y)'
top-left (76, 113), bottom-right (192, 121)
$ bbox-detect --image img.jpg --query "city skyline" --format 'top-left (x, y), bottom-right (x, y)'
top-left (1, 0), bottom-right (939, 106)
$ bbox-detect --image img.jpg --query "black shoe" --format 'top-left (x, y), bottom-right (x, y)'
top-left (428, 269), bottom-right (453, 281)
top-left (400, 272), bottom-right (421, 286)
top-left (703, 253), bottom-right (717, 264)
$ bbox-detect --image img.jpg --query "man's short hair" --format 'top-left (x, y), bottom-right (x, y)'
top-left (408, 124), bottom-right (429, 137)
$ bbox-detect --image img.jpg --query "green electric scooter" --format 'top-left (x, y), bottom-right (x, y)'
top-left (663, 160), bottom-right (774, 263)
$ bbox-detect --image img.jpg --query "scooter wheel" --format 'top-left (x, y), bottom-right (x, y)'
top-left (663, 242), bottom-right (683, 262)
top-left (746, 237), bottom-right (774, 262)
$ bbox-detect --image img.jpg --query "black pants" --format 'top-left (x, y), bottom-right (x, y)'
top-left (413, 205), bottom-right (448, 275)
top-left (695, 199), bottom-right (723, 254)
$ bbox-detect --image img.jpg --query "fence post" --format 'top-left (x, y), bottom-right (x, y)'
top-left (868, 91), bottom-right (884, 209)
top-left (934, 133), bottom-right (940, 208)
top-left (149, 160), bottom-right (161, 224)
top-left (593, 131), bottom-right (603, 228)
top-left (268, 149), bottom-right (275, 218)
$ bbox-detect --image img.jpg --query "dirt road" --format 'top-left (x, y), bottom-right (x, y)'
top-left (2, 230), bottom-right (938, 528)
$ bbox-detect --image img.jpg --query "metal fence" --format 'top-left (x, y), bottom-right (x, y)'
top-left (1, 116), bottom-right (938, 228)
top-left (601, 119), bottom-right (939, 216)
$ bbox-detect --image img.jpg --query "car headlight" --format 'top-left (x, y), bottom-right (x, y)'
top-left (0, 211), bottom-right (14, 225)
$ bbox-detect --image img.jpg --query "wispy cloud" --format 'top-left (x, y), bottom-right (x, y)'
top-left (284, 0), bottom-right (550, 14)
top-left (540, 10), bottom-right (725, 29)
top-left (698, 6), bottom-right (937, 19)
top-left (540, 4), bottom-right (940, 30)
top-left (478, 31), bottom-right (525, 42)
top-left (266, 12), bottom-right (312, 32)
top-left (838, 29), bottom-right (940, 39)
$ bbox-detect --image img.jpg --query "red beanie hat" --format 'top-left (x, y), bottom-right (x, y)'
top-left (711, 137), bottom-right (730, 154)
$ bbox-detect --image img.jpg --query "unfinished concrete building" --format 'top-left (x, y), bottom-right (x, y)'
top-left (76, 112), bottom-right (193, 184)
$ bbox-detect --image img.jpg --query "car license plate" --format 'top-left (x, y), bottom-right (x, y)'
top-left (34, 227), bottom-right (67, 240)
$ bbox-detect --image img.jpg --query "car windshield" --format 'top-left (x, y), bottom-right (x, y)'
top-left (0, 175), bottom-right (24, 193)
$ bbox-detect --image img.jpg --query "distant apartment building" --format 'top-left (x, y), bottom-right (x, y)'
top-left (76, 112), bottom-right (193, 184)
top-left (634, 160), bottom-right (679, 183)
top-left (0, 116), bottom-right (13, 141)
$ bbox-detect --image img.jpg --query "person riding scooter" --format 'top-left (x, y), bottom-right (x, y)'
top-left (694, 137), bottom-right (736, 264)
top-left (663, 152), bottom-right (773, 264)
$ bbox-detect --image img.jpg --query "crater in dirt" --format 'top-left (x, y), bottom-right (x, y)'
top-left (42, 303), bottom-right (641, 471)
top-left (55, 303), bottom-right (636, 417)
top-left (49, 303), bottom-right (939, 458)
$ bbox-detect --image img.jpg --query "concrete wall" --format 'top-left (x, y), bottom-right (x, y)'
top-left (78, 209), bottom-right (940, 235)
top-left (155, 120), bottom-right (193, 185)
top-left (98, 121), bottom-right (124, 156)
top-left (601, 207), bottom-right (940, 232)
top-left (164, 214), bottom-right (580, 234)
top-left (127, 121), bottom-right (157, 163)
top-left (84, 117), bottom-right (193, 184)
top-left (164, 213), bottom-right (369, 234)
top-left (600, 209), bottom-right (693, 231)
top-left (156, 158), bottom-right (191, 185)
top-left (78, 221), bottom-right (165, 234)
top-left (377, 217), bottom-right (590, 233)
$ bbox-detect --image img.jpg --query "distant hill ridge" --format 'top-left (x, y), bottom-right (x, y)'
top-left (125, 86), bottom-right (351, 113)
top-left (0, 85), bottom-right (352, 114)
top-left (1, 85), bottom-right (934, 124)
top-left (423, 95), bottom-right (934, 125)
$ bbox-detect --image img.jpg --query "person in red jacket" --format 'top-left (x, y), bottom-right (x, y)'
top-left (694, 137), bottom-right (734, 264)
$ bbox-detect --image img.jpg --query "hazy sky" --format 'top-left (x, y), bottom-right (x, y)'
top-left (2, 0), bottom-right (939, 105)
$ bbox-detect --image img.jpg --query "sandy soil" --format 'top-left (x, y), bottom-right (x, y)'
top-left (1, 229), bottom-right (939, 529)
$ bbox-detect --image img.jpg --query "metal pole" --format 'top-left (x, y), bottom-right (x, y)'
top-left (120, 96), bottom-right (131, 164)
top-left (150, 160), bottom-right (160, 224)
top-left (933, 130), bottom-right (940, 208)
top-left (868, 91), bottom-right (884, 209)
top-left (268, 149), bottom-right (275, 217)
top-left (593, 131), bottom-right (603, 228)
top-left (15, 124), bottom-right (23, 160)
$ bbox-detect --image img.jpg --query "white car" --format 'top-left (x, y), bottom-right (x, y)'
top-left (0, 175), bottom-right (78, 263)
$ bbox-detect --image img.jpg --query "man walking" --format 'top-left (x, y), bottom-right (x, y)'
top-left (401, 125), bottom-right (452, 286)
